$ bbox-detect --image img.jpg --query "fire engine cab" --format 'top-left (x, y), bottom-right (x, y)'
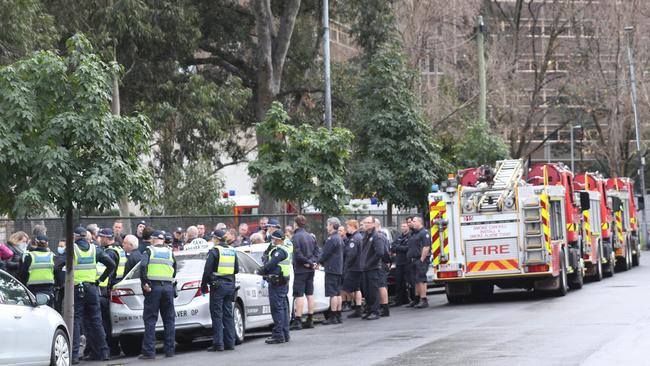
top-left (429, 159), bottom-right (580, 304)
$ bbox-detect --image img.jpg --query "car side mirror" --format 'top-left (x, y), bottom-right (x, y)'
top-left (579, 192), bottom-right (590, 211)
top-left (638, 195), bottom-right (645, 211)
top-left (35, 293), bottom-right (49, 306)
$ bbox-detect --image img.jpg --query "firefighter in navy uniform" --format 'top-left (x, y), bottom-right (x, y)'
top-left (201, 230), bottom-right (240, 352)
top-left (139, 231), bottom-right (177, 360)
top-left (97, 228), bottom-right (127, 356)
top-left (257, 230), bottom-right (291, 344)
top-left (67, 227), bottom-right (116, 364)
top-left (18, 235), bottom-right (55, 305)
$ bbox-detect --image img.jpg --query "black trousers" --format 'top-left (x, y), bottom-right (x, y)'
top-left (362, 269), bottom-right (380, 315)
top-left (395, 264), bottom-right (413, 304)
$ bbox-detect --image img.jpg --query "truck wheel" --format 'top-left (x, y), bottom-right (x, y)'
top-left (592, 250), bottom-right (603, 282)
top-left (553, 254), bottom-right (568, 297)
top-left (603, 253), bottom-right (615, 278)
top-left (470, 283), bottom-right (494, 301)
top-left (445, 285), bottom-right (466, 304)
top-left (568, 261), bottom-right (584, 289)
top-left (632, 241), bottom-right (640, 266)
top-left (119, 335), bottom-right (142, 356)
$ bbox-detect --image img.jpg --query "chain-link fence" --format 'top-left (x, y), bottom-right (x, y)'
top-left (0, 213), bottom-right (415, 247)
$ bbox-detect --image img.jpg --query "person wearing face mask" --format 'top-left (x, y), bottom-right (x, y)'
top-left (5, 231), bottom-right (29, 278)
top-left (53, 239), bottom-right (67, 314)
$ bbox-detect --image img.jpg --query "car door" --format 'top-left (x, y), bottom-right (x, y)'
top-left (0, 271), bottom-right (51, 364)
top-left (235, 252), bottom-right (272, 328)
top-left (0, 272), bottom-right (18, 364)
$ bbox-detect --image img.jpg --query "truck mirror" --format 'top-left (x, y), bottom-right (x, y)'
top-left (638, 195), bottom-right (645, 211)
top-left (579, 192), bottom-right (590, 211)
top-left (612, 197), bottom-right (622, 212)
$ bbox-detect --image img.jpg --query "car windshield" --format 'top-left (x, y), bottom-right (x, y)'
top-left (248, 251), bottom-right (264, 265)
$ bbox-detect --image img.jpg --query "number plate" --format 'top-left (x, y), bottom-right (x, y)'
top-left (437, 263), bottom-right (461, 271)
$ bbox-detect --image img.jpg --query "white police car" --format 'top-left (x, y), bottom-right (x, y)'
top-left (110, 241), bottom-right (328, 356)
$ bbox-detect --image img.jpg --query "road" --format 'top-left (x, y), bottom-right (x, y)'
top-left (89, 261), bottom-right (650, 366)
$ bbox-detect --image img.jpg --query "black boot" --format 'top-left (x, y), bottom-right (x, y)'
top-left (290, 316), bottom-right (303, 330)
top-left (407, 298), bottom-right (420, 307)
top-left (347, 305), bottom-right (362, 318)
top-left (334, 311), bottom-right (342, 324)
top-left (341, 301), bottom-right (352, 312)
top-left (322, 312), bottom-right (336, 325)
top-left (303, 314), bottom-right (314, 329)
top-left (414, 298), bottom-right (429, 308)
top-left (380, 304), bottom-right (390, 317)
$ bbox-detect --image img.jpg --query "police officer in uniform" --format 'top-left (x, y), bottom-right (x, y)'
top-left (359, 217), bottom-right (388, 320)
top-left (201, 230), bottom-right (239, 352)
top-left (343, 220), bottom-right (364, 318)
top-left (68, 227), bottom-right (116, 364)
top-left (410, 216), bottom-right (431, 308)
top-left (390, 220), bottom-right (412, 306)
top-left (139, 230), bottom-right (177, 359)
top-left (97, 228), bottom-right (126, 355)
top-left (257, 230), bottom-right (291, 344)
top-left (18, 235), bottom-right (55, 305)
top-left (319, 218), bottom-right (344, 325)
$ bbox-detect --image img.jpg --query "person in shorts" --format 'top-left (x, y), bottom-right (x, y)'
top-left (290, 215), bottom-right (320, 329)
top-left (319, 218), bottom-right (344, 325)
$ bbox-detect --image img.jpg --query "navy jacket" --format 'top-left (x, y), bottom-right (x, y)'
top-left (360, 229), bottom-right (388, 271)
top-left (319, 233), bottom-right (343, 275)
top-left (292, 228), bottom-right (320, 274)
top-left (406, 228), bottom-right (430, 259)
top-left (391, 232), bottom-right (411, 265)
top-left (124, 250), bottom-right (143, 277)
top-left (259, 245), bottom-right (289, 278)
top-left (200, 244), bottom-right (240, 292)
top-left (344, 230), bottom-right (364, 272)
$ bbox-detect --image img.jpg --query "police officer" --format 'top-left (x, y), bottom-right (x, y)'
top-left (18, 235), bottom-right (55, 305)
top-left (172, 227), bottom-right (184, 250)
top-left (290, 215), bottom-right (319, 330)
top-left (410, 216), bottom-right (431, 308)
top-left (343, 220), bottom-right (364, 318)
top-left (319, 218), bottom-right (344, 325)
top-left (257, 230), bottom-right (291, 344)
top-left (139, 230), bottom-right (177, 359)
top-left (97, 228), bottom-right (126, 355)
top-left (201, 230), bottom-right (239, 352)
top-left (360, 216), bottom-right (387, 321)
top-left (68, 227), bottom-right (116, 364)
top-left (390, 220), bottom-right (412, 306)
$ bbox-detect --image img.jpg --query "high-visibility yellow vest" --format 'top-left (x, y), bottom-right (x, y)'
top-left (96, 246), bottom-right (127, 287)
top-left (73, 244), bottom-right (97, 284)
top-left (147, 246), bottom-right (174, 282)
top-left (214, 245), bottom-right (236, 276)
top-left (268, 246), bottom-right (291, 278)
top-left (27, 251), bottom-right (55, 285)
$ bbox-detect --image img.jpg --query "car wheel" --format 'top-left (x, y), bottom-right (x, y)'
top-left (50, 328), bottom-right (69, 366)
top-left (234, 302), bottom-right (245, 345)
top-left (119, 335), bottom-right (142, 356)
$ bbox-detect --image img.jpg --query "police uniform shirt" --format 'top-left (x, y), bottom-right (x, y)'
top-left (259, 246), bottom-right (288, 277)
top-left (139, 246), bottom-right (177, 285)
top-left (200, 244), bottom-right (240, 291)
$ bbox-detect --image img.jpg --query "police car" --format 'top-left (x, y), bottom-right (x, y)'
top-left (110, 240), bottom-right (328, 356)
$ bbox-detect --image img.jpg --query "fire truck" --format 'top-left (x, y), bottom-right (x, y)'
top-left (429, 159), bottom-right (583, 303)
top-left (605, 177), bottom-right (641, 270)
top-left (574, 172), bottom-right (615, 278)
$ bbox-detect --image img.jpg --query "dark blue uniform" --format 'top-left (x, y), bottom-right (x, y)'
top-left (201, 244), bottom-right (240, 350)
top-left (342, 230), bottom-right (364, 292)
top-left (319, 233), bottom-right (343, 297)
top-left (360, 229), bottom-right (387, 318)
top-left (140, 246), bottom-right (177, 358)
top-left (391, 231), bottom-right (413, 304)
top-left (258, 246), bottom-right (290, 343)
top-left (62, 238), bottom-right (116, 361)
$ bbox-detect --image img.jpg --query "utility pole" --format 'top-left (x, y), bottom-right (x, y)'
top-left (625, 26), bottom-right (648, 248)
top-left (323, 0), bottom-right (332, 131)
top-left (477, 16), bottom-right (487, 125)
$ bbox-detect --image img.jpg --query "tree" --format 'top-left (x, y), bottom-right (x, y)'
top-left (0, 34), bottom-right (153, 331)
top-left (350, 43), bottom-right (447, 221)
top-left (249, 102), bottom-right (353, 215)
top-left (0, 0), bottom-right (57, 64)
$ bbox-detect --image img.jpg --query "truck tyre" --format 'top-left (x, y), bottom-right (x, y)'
top-left (119, 335), bottom-right (142, 356)
top-left (632, 240), bottom-right (640, 266)
top-left (470, 283), bottom-right (494, 301)
top-left (568, 260), bottom-right (584, 289)
top-left (603, 253), bottom-right (615, 278)
top-left (553, 253), bottom-right (568, 297)
top-left (592, 247), bottom-right (603, 282)
top-left (445, 284), bottom-right (467, 304)
top-left (615, 242), bottom-right (631, 272)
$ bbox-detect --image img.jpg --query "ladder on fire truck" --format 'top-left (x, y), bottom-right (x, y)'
top-left (477, 159), bottom-right (524, 212)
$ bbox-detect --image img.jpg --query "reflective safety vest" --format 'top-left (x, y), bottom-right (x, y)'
top-left (27, 251), bottom-right (55, 286)
top-left (147, 246), bottom-right (174, 282)
top-left (73, 244), bottom-right (97, 284)
top-left (214, 245), bottom-right (236, 276)
top-left (268, 246), bottom-right (291, 278)
top-left (97, 246), bottom-right (127, 287)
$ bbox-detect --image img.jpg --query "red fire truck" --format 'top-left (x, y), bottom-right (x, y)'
top-left (605, 177), bottom-right (641, 270)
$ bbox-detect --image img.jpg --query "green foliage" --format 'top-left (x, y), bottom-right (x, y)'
top-left (0, 34), bottom-right (154, 217)
top-left (339, 0), bottom-right (397, 62)
top-left (452, 119), bottom-right (510, 168)
top-left (151, 158), bottom-right (233, 215)
top-left (249, 102), bottom-right (353, 215)
top-left (0, 0), bottom-right (57, 64)
top-left (350, 43), bottom-right (447, 209)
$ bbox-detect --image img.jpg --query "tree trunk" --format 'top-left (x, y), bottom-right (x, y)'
top-left (386, 201), bottom-right (393, 227)
top-left (112, 74), bottom-right (132, 232)
top-left (63, 203), bottom-right (75, 337)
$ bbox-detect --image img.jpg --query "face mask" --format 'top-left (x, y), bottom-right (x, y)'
top-left (57, 247), bottom-right (65, 255)
top-left (18, 243), bottom-right (28, 252)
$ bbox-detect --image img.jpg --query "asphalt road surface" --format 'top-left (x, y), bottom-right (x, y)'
top-left (89, 260), bottom-right (650, 366)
